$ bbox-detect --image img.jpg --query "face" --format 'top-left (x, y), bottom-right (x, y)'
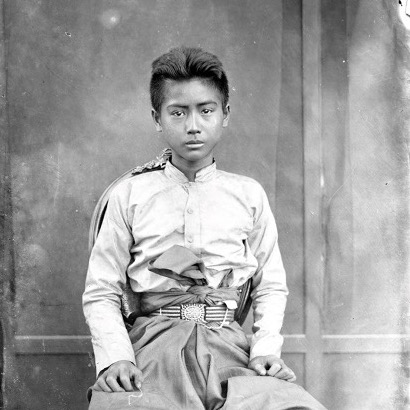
top-left (152, 78), bottom-right (230, 171)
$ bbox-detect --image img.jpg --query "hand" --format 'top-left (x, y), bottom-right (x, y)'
top-left (92, 360), bottom-right (144, 393)
top-left (248, 355), bottom-right (296, 382)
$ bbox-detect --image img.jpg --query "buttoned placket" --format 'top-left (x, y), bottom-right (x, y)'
top-left (184, 182), bottom-right (201, 252)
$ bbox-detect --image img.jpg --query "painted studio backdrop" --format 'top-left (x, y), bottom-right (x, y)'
top-left (1, 0), bottom-right (409, 409)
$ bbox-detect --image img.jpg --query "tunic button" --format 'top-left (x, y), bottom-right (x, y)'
top-left (187, 237), bottom-right (193, 243)
top-left (187, 208), bottom-right (193, 214)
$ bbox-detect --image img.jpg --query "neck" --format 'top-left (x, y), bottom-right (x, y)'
top-left (171, 154), bottom-right (213, 182)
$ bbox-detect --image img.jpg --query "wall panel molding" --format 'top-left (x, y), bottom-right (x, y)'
top-left (323, 335), bottom-right (410, 354)
top-left (302, 0), bottom-right (324, 398)
top-left (15, 334), bottom-right (410, 355)
top-left (13, 334), bottom-right (308, 354)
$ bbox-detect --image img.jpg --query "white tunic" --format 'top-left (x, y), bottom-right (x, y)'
top-left (83, 160), bottom-right (288, 375)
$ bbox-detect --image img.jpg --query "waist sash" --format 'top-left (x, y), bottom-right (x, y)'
top-left (139, 245), bottom-right (240, 315)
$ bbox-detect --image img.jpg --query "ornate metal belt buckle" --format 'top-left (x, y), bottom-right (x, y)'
top-left (181, 303), bottom-right (206, 323)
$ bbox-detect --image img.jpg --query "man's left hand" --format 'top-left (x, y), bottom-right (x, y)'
top-left (248, 355), bottom-right (296, 382)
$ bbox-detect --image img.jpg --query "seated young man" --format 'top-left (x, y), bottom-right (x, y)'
top-left (83, 46), bottom-right (326, 410)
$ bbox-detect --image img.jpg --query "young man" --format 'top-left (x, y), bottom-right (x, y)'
top-left (83, 47), bottom-right (326, 409)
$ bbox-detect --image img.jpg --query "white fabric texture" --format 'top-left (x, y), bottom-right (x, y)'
top-left (83, 160), bottom-right (288, 375)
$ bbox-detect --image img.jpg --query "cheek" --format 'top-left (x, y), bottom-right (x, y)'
top-left (208, 114), bottom-right (225, 128)
top-left (208, 119), bottom-right (224, 137)
top-left (162, 124), bottom-right (182, 142)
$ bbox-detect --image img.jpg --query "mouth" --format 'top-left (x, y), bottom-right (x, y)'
top-left (185, 140), bottom-right (204, 147)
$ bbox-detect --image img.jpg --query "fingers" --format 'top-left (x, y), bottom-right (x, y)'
top-left (93, 361), bottom-right (144, 393)
top-left (275, 366), bottom-right (296, 382)
top-left (248, 357), bottom-right (267, 375)
top-left (119, 372), bottom-right (134, 392)
top-left (105, 373), bottom-right (126, 392)
top-left (130, 367), bottom-right (144, 389)
top-left (253, 363), bottom-right (267, 376)
top-left (249, 357), bottom-right (270, 375)
top-left (275, 369), bottom-right (296, 382)
top-left (249, 356), bottom-right (297, 382)
top-left (94, 371), bottom-right (125, 393)
top-left (266, 362), bottom-right (282, 377)
top-left (249, 356), bottom-right (283, 376)
top-left (269, 363), bottom-right (297, 382)
top-left (93, 376), bottom-right (112, 392)
top-left (268, 362), bottom-right (296, 382)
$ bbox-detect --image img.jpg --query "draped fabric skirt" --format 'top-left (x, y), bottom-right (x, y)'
top-left (88, 316), bottom-right (327, 410)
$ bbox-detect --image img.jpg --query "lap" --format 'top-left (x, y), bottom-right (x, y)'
top-left (89, 377), bottom-right (326, 410)
top-left (89, 317), bottom-right (327, 410)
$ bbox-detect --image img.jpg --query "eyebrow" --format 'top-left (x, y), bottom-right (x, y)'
top-left (166, 100), bottom-right (218, 109)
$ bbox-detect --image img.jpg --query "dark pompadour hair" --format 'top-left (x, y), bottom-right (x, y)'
top-left (150, 46), bottom-right (229, 113)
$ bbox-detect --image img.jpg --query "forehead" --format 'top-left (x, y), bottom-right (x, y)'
top-left (162, 78), bottom-right (223, 107)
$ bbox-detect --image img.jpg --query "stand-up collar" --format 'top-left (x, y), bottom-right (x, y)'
top-left (164, 160), bottom-right (217, 183)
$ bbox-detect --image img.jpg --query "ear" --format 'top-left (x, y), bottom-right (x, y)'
top-left (222, 104), bottom-right (230, 128)
top-left (151, 109), bottom-right (162, 132)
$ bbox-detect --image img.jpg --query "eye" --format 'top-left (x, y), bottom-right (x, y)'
top-left (202, 108), bottom-right (213, 115)
top-left (171, 110), bottom-right (185, 117)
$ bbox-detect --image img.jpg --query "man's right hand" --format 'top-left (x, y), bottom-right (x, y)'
top-left (92, 360), bottom-right (144, 393)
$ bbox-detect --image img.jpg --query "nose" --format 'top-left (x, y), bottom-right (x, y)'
top-left (186, 112), bottom-right (201, 135)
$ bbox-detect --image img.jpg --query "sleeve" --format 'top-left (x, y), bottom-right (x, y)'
top-left (82, 183), bottom-right (136, 376)
top-left (247, 183), bottom-right (289, 360)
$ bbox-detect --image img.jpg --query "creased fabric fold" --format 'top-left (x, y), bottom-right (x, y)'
top-left (89, 316), bottom-right (327, 410)
top-left (140, 245), bottom-right (240, 314)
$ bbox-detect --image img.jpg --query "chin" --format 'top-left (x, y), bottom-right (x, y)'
top-left (181, 150), bottom-right (208, 161)
top-left (184, 155), bottom-right (207, 163)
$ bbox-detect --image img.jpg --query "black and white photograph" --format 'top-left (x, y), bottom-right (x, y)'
top-left (0, 1), bottom-right (409, 409)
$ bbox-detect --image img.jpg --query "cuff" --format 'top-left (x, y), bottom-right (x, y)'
top-left (92, 339), bottom-right (136, 376)
top-left (249, 334), bottom-right (284, 361)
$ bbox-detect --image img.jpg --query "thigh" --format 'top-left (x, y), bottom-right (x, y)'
top-left (222, 376), bottom-right (328, 410)
top-left (88, 389), bottom-right (175, 410)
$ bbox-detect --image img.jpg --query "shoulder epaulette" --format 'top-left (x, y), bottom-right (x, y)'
top-left (131, 148), bottom-right (172, 176)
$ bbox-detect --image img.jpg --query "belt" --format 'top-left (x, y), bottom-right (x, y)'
top-left (151, 303), bottom-right (235, 328)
